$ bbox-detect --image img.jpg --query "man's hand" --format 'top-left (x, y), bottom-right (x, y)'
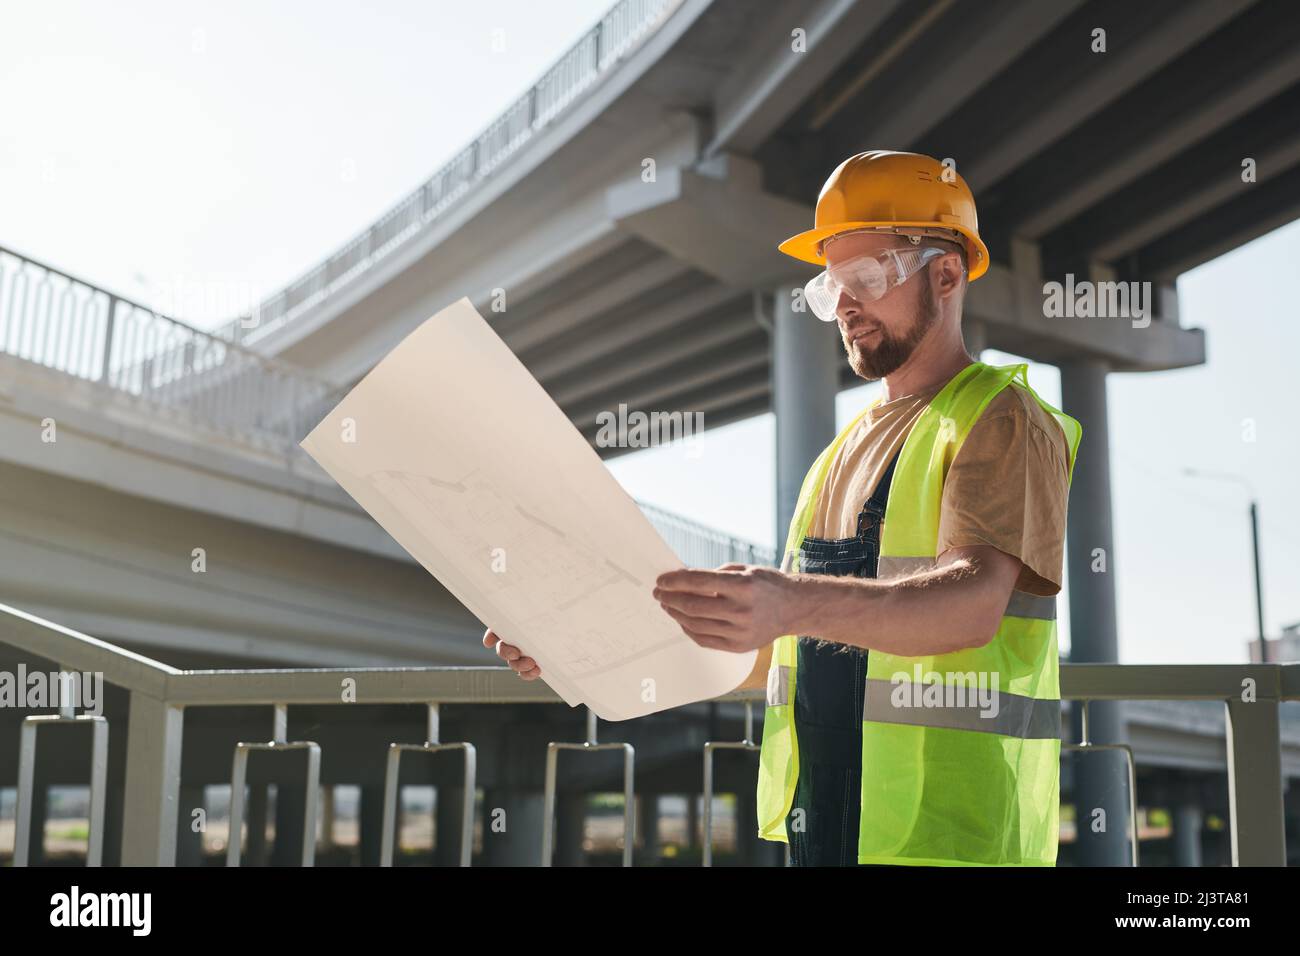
top-left (482, 628), bottom-right (542, 680)
top-left (653, 562), bottom-right (793, 653)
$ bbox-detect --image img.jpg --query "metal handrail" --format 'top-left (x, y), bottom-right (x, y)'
top-left (3, 600), bottom-right (1297, 867)
top-left (211, 0), bottom-right (686, 347)
top-left (0, 244), bottom-right (335, 451)
top-left (5, 599), bottom-right (1298, 705)
top-left (640, 500), bottom-right (779, 568)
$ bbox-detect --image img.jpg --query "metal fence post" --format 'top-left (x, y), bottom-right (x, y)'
top-left (702, 701), bottom-right (761, 866)
top-left (1225, 685), bottom-right (1287, 865)
top-left (226, 704), bottom-right (321, 867)
top-left (14, 691), bottom-right (109, 867)
top-left (121, 692), bottom-right (184, 866)
top-left (380, 703), bottom-right (477, 866)
top-left (99, 294), bottom-right (118, 383)
top-left (1062, 699), bottom-right (1139, 867)
top-left (541, 708), bottom-right (635, 866)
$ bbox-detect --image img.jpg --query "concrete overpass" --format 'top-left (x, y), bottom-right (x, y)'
top-left (3, 0), bottom-right (1298, 865)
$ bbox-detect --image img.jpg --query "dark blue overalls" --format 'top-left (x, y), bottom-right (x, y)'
top-left (784, 449), bottom-right (900, 867)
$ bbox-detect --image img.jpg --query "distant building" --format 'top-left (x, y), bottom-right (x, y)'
top-left (1249, 622), bottom-right (1300, 663)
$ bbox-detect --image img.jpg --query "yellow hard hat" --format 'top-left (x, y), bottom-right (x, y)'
top-left (778, 149), bottom-right (990, 281)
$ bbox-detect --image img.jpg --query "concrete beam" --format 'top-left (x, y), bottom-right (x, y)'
top-left (525, 282), bottom-right (741, 382)
top-left (1090, 129), bottom-right (1300, 261)
top-left (549, 311), bottom-right (758, 409)
top-left (568, 334), bottom-right (769, 431)
top-left (606, 163), bottom-right (810, 288)
top-left (582, 370), bottom-right (771, 452)
top-left (962, 0), bottom-right (1255, 190)
top-left (1020, 34), bottom-right (1300, 239)
top-left (707, 0), bottom-right (904, 154)
top-left (772, 285), bottom-right (839, 550)
top-left (853, 0), bottom-right (1084, 150)
top-left (506, 256), bottom-right (693, 354)
top-left (1142, 187), bottom-right (1300, 282)
top-left (964, 258), bottom-right (1206, 372)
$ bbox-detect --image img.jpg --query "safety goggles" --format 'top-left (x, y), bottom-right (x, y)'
top-left (803, 245), bottom-right (950, 322)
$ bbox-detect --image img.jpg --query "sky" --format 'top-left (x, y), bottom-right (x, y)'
top-left (0, 0), bottom-right (614, 321)
top-left (2, 1), bottom-right (1296, 666)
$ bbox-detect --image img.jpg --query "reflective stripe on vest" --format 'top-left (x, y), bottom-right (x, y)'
top-left (766, 664), bottom-right (793, 706)
top-left (878, 556), bottom-right (1057, 621)
top-left (862, 678), bottom-right (1062, 738)
top-left (755, 361), bottom-right (1082, 866)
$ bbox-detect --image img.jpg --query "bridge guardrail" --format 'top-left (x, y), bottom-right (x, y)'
top-left (0, 245), bottom-right (334, 451)
top-left (211, 0), bottom-right (686, 348)
top-left (1, 600), bottom-right (1295, 866)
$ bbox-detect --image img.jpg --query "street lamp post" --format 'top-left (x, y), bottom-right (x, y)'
top-left (1249, 500), bottom-right (1267, 663)
top-left (1184, 469), bottom-right (1268, 663)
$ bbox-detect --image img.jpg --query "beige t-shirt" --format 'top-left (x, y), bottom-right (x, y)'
top-left (806, 375), bottom-right (1071, 596)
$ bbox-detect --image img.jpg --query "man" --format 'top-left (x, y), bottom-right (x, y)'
top-left (486, 150), bottom-right (1079, 867)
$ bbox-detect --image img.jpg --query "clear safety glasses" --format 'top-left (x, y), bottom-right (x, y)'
top-left (804, 245), bottom-right (949, 322)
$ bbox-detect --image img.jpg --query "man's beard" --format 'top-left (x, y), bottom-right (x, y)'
top-left (843, 278), bottom-right (939, 381)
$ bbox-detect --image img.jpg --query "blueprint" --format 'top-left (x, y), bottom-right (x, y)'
top-left (300, 297), bottom-right (756, 720)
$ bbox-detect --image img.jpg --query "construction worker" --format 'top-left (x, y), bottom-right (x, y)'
top-left (486, 149), bottom-right (1079, 867)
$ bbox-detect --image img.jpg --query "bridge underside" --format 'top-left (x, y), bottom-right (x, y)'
top-left (254, 0), bottom-right (1300, 450)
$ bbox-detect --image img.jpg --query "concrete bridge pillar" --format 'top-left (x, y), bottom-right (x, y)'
top-left (963, 317), bottom-right (988, 358)
top-left (433, 784), bottom-right (470, 865)
top-left (553, 792), bottom-right (587, 866)
top-left (638, 793), bottom-right (661, 864)
top-left (483, 788), bottom-right (546, 866)
top-left (771, 285), bottom-right (841, 554)
top-left (1172, 802), bottom-right (1204, 867)
top-left (175, 784), bottom-right (205, 866)
top-left (1060, 357), bottom-right (1132, 866)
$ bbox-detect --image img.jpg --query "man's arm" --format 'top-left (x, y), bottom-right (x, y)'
top-left (784, 545), bottom-right (1021, 655)
top-left (654, 544), bottom-right (1022, 659)
top-left (656, 388), bottom-right (1068, 659)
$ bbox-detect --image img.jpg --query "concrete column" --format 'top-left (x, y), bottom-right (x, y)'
top-left (359, 784), bottom-right (384, 866)
top-left (483, 788), bottom-right (546, 866)
top-left (175, 784), bottom-right (205, 866)
top-left (433, 784), bottom-right (468, 866)
top-left (735, 787), bottom-right (759, 866)
top-left (963, 317), bottom-right (988, 358)
top-left (25, 783), bottom-right (48, 866)
top-left (103, 784), bottom-right (124, 866)
top-left (772, 286), bottom-right (841, 552)
top-left (1060, 357), bottom-right (1132, 866)
top-left (638, 794), bottom-right (661, 864)
top-left (554, 792), bottom-right (587, 867)
top-left (319, 786), bottom-right (336, 853)
top-left (686, 793), bottom-right (700, 849)
top-left (1172, 802), bottom-right (1203, 867)
top-left (244, 784), bottom-right (269, 866)
top-left (270, 783), bottom-right (306, 865)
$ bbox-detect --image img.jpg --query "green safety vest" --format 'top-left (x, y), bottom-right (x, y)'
top-left (756, 361), bottom-right (1081, 866)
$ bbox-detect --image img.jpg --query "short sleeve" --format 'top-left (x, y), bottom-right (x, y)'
top-left (936, 387), bottom-right (1070, 596)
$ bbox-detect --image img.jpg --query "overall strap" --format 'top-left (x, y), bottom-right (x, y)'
top-left (855, 447), bottom-right (902, 536)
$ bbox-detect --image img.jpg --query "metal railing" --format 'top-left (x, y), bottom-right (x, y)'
top-left (0, 245), bottom-right (333, 451)
top-left (212, 0), bottom-right (685, 348)
top-left (640, 501), bottom-right (777, 568)
top-left (2, 600), bottom-right (1295, 866)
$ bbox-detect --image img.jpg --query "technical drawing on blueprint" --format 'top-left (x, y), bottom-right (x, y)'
top-left (300, 297), bottom-right (755, 720)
